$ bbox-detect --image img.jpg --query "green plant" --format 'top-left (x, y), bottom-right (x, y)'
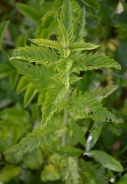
top-left (1, 0), bottom-right (127, 183)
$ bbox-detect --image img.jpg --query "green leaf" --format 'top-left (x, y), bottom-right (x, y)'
top-left (86, 126), bottom-right (102, 151)
top-left (56, 59), bottom-right (73, 88)
top-left (60, 0), bottom-right (73, 38)
top-left (51, 146), bottom-right (83, 157)
top-left (16, 3), bottom-right (41, 22)
top-left (5, 119), bottom-right (65, 153)
top-left (16, 76), bottom-right (29, 94)
top-left (73, 52), bottom-right (121, 73)
top-left (80, 0), bottom-right (100, 10)
top-left (71, 121), bottom-right (86, 147)
top-left (23, 148), bottom-right (44, 170)
top-left (70, 42), bottom-right (99, 51)
top-left (24, 83), bottom-right (38, 107)
top-left (10, 71), bottom-right (19, 88)
top-left (89, 85), bottom-right (118, 102)
top-left (81, 161), bottom-right (107, 184)
top-left (41, 164), bottom-right (61, 182)
top-left (42, 83), bottom-right (68, 126)
top-left (16, 33), bottom-right (27, 48)
top-left (60, 157), bottom-right (81, 184)
top-left (84, 150), bottom-right (124, 172)
top-left (76, 7), bottom-right (86, 41)
top-left (11, 60), bottom-right (50, 93)
top-left (0, 165), bottom-right (21, 183)
top-left (70, 91), bottom-right (123, 123)
top-left (0, 21), bottom-right (9, 48)
top-left (30, 38), bottom-right (62, 50)
top-left (116, 173), bottom-right (127, 184)
top-left (11, 45), bottom-right (58, 64)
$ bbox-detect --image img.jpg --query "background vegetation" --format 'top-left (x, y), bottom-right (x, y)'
top-left (0, 0), bottom-right (127, 183)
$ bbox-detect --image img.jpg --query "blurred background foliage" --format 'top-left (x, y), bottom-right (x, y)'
top-left (0, 0), bottom-right (127, 183)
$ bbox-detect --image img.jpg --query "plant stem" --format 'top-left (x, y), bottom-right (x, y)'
top-left (62, 93), bottom-right (70, 146)
top-left (62, 108), bottom-right (68, 146)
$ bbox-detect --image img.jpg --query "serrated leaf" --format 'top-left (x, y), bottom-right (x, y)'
top-left (69, 91), bottom-right (123, 123)
top-left (71, 121), bottom-right (86, 147)
top-left (84, 150), bottom-right (123, 172)
top-left (16, 3), bottom-right (41, 22)
top-left (89, 85), bottom-right (118, 102)
top-left (70, 42), bottom-right (99, 51)
top-left (24, 83), bottom-right (38, 107)
top-left (0, 21), bottom-right (9, 48)
top-left (51, 146), bottom-right (83, 157)
top-left (30, 38), bottom-right (62, 50)
top-left (42, 83), bottom-right (68, 126)
top-left (73, 52), bottom-right (121, 73)
top-left (16, 76), bottom-right (29, 94)
top-left (5, 119), bottom-right (65, 153)
top-left (60, 0), bottom-right (73, 38)
top-left (11, 60), bottom-right (50, 93)
top-left (11, 45), bottom-right (57, 64)
top-left (61, 157), bottom-right (81, 184)
top-left (76, 7), bottom-right (85, 41)
top-left (56, 59), bottom-right (72, 88)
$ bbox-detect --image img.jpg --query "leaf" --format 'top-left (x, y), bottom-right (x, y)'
top-left (16, 33), bottom-right (27, 48)
top-left (116, 173), bottom-right (127, 184)
top-left (69, 91), bottom-right (123, 123)
top-left (81, 161), bottom-right (107, 184)
top-left (0, 165), bottom-right (21, 183)
top-left (69, 76), bottom-right (82, 84)
top-left (80, 0), bottom-right (100, 10)
top-left (51, 146), bottom-right (83, 157)
top-left (5, 118), bottom-right (65, 153)
top-left (42, 83), bottom-right (68, 126)
top-left (41, 164), bottom-right (61, 182)
top-left (70, 42), bottom-right (99, 51)
top-left (30, 38), bottom-right (62, 50)
top-left (84, 150), bottom-right (124, 172)
top-left (86, 126), bottom-right (102, 151)
top-left (76, 7), bottom-right (85, 41)
top-left (16, 76), bottom-right (29, 94)
top-left (16, 3), bottom-right (41, 22)
top-left (10, 71), bottom-right (19, 88)
top-left (24, 83), bottom-right (38, 107)
top-left (89, 85), bottom-right (118, 102)
top-left (56, 59), bottom-right (73, 88)
top-left (0, 21), bottom-right (9, 48)
top-left (115, 40), bottom-right (127, 69)
top-left (73, 52), bottom-right (121, 73)
top-left (71, 121), bottom-right (86, 147)
top-left (60, 157), bottom-right (81, 184)
top-left (60, 0), bottom-right (73, 38)
top-left (11, 60), bottom-right (50, 93)
top-left (11, 45), bottom-right (58, 64)
top-left (23, 148), bottom-right (44, 170)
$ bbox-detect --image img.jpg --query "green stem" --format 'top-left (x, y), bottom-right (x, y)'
top-left (62, 108), bottom-right (68, 146)
top-left (62, 93), bottom-right (70, 146)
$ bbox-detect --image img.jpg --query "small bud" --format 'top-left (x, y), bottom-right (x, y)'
top-left (110, 178), bottom-right (115, 183)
